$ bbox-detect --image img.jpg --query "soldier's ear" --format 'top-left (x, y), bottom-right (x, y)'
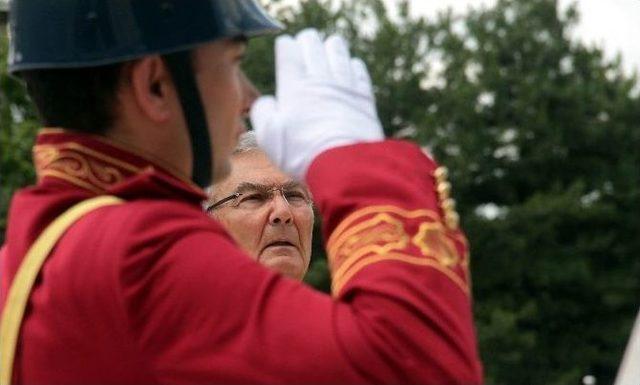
top-left (128, 56), bottom-right (173, 123)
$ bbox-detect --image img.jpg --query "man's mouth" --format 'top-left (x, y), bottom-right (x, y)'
top-left (265, 240), bottom-right (295, 248)
top-left (259, 239), bottom-right (300, 262)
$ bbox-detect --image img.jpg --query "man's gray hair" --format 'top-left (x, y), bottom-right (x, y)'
top-left (204, 131), bottom-right (260, 204)
top-left (233, 131), bottom-right (260, 155)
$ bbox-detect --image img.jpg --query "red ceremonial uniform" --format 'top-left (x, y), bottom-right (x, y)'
top-left (0, 129), bottom-right (483, 384)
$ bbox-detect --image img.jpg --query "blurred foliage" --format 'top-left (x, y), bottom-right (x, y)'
top-left (0, 32), bottom-right (39, 245)
top-left (2, 0), bottom-right (639, 383)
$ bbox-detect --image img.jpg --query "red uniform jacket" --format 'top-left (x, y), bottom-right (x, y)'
top-left (0, 129), bottom-right (482, 384)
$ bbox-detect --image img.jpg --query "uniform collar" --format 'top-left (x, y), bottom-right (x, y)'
top-left (33, 128), bottom-right (207, 202)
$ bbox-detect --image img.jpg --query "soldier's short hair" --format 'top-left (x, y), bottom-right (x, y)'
top-left (21, 64), bottom-right (124, 135)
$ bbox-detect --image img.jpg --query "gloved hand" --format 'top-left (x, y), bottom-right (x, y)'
top-left (250, 28), bottom-right (385, 179)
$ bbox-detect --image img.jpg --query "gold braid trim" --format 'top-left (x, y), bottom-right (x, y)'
top-left (327, 206), bottom-right (439, 257)
top-left (332, 252), bottom-right (470, 296)
top-left (34, 143), bottom-right (141, 193)
top-left (327, 205), bottom-right (470, 296)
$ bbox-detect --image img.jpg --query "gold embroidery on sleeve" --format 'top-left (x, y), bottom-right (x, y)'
top-left (412, 221), bottom-right (460, 267)
top-left (332, 252), bottom-right (470, 296)
top-left (328, 205), bottom-right (470, 296)
top-left (330, 213), bottom-right (410, 282)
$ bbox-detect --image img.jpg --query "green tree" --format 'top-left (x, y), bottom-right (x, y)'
top-left (419, 1), bottom-right (640, 383)
top-left (0, 33), bottom-right (39, 245)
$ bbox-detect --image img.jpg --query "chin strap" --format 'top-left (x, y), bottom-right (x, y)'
top-left (163, 51), bottom-right (212, 188)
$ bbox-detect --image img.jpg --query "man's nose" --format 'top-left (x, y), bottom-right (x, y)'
top-left (268, 193), bottom-right (293, 225)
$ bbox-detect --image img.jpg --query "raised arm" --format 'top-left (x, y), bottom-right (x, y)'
top-left (124, 29), bottom-right (482, 384)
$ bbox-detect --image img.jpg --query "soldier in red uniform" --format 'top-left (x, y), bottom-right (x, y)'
top-left (0, 1), bottom-right (483, 384)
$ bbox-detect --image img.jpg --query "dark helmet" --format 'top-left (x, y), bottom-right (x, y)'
top-left (7, 0), bottom-right (283, 187)
top-left (8, 0), bottom-right (282, 72)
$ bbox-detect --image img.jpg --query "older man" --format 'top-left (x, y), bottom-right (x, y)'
top-left (206, 133), bottom-right (314, 281)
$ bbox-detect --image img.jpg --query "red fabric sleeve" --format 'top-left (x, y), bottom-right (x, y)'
top-left (307, 140), bottom-right (483, 382)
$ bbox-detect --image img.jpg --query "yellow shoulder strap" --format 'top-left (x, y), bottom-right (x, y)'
top-left (0, 195), bottom-right (124, 385)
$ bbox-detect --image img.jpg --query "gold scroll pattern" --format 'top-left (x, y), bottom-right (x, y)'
top-left (34, 143), bottom-right (141, 194)
top-left (327, 205), bottom-right (470, 296)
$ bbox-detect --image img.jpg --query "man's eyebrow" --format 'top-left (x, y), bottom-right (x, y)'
top-left (233, 181), bottom-right (308, 193)
top-left (234, 182), bottom-right (267, 193)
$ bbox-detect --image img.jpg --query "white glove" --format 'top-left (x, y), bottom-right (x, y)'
top-left (250, 28), bottom-right (385, 179)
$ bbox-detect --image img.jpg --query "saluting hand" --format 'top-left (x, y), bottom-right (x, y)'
top-left (250, 28), bottom-right (384, 180)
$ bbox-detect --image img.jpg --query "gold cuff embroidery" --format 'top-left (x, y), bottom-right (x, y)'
top-left (328, 205), bottom-right (470, 296)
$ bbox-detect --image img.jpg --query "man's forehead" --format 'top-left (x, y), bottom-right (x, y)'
top-left (214, 151), bottom-right (307, 196)
top-left (230, 150), bottom-right (286, 177)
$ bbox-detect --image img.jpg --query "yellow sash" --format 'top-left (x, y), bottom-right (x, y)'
top-left (0, 196), bottom-right (124, 385)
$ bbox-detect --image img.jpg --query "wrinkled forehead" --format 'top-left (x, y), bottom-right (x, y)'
top-left (213, 150), bottom-right (308, 197)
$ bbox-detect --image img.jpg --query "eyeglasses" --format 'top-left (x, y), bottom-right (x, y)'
top-left (206, 183), bottom-right (312, 212)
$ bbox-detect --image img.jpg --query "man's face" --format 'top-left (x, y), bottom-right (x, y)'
top-left (192, 39), bottom-right (257, 182)
top-left (209, 150), bottom-right (314, 280)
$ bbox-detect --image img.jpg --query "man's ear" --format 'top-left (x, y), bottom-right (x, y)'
top-left (128, 56), bottom-right (174, 123)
